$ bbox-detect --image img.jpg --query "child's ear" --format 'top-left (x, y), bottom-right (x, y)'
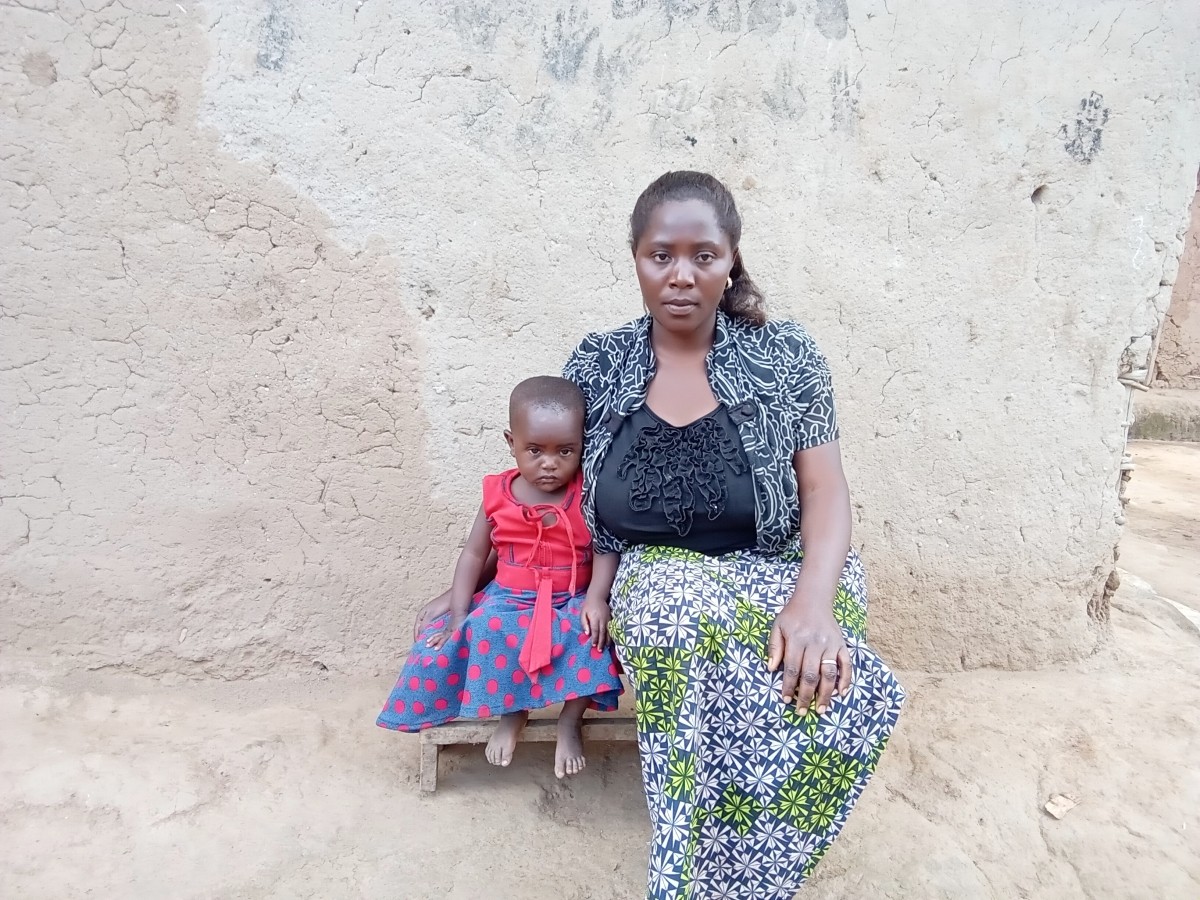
top-left (504, 430), bottom-right (515, 454)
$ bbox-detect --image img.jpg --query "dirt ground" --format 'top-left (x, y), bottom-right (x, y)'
top-left (3, 444), bottom-right (1199, 899)
top-left (1121, 441), bottom-right (1200, 612)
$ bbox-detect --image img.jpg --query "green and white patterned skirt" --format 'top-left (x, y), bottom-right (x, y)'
top-left (609, 541), bottom-right (905, 900)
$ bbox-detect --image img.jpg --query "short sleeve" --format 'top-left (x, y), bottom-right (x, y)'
top-left (561, 333), bottom-right (627, 556)
top-left (588, 522), bottom-right (627, 556)
top-left (562, 334), bottom-right (601, 404)
top-left (779, 324), bottom-right (840, 451)
top-left (480, 472), bottom-right (499, 512)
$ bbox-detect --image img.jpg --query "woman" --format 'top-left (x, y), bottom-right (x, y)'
top-left (414, 172), bottom-right (904, 898)
top-left (563, 171), bottom-right (904, 898)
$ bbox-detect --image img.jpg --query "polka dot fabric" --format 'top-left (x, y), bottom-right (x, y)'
top-left (376, 581), bottom-right (623, 732)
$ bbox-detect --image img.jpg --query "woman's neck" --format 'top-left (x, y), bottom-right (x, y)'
top-left (649, 312), bottom-right (718, 359)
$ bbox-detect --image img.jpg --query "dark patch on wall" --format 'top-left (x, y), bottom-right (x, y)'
top-left (762, 62), bottom-right (806, 121)
top-left (514, 95), bottom-right (556, 149)
top-left (542, 5), bottom-right (601, 81)
top-left (1058, 92), bottom-right (1110, 164)
top-left (813, 0), bottom-right (849, 40)
top-left (659, 0), bottom-right (702, 21)
top-left (707, 0), bottom-right (742, 32)
top-left (595, 39), bottom-right (648, 96)
top-left (594, 39), bottom-right (649, 126)
top-left (830, 66), bottom-right (859, 134)
top-left (746, 0), bottom-right (783, 32)
top-left (160, 89), bottom-right (180, 123)
top-left (452, 1), bottom-right (502, 49)
top-left (256, 2), bottom-right (293, 71)
top-left (612, 0), bottom-right (648, 17)
top-left (22, 50), bottom-right (57, 86)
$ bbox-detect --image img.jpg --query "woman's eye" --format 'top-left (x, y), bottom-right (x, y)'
top-left (652, 252), bottom-right (670, 263)
top-left (697, 253), bottom-right (715, 263)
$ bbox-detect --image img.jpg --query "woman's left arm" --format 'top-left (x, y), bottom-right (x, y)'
top-left (767, 442), bottom-right (854, 715)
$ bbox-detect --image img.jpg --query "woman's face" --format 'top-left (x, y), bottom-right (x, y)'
top-left (633, 199), bottom-right (736, 336)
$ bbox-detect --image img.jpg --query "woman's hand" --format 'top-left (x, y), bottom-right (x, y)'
top-left (580, 595), bottom-right (611, 649)
top-left (767, 598), bottom-right (852, 716)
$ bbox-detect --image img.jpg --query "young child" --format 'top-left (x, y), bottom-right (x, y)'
top-left (377, 376), bottom-right (623, 779)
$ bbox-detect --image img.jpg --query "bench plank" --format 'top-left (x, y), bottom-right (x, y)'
top-left (418, 715), bottom-right (638, 792)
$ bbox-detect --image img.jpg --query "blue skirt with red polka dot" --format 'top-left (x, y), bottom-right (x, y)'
top-left (376, 580), bottom-right (624, 732)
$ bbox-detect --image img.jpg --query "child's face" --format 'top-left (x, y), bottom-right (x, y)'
top-left (504, 405), bottom-right (584, 494)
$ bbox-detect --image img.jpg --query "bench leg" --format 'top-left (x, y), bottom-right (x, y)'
top-left (420, 737), bottom-right (439, 793)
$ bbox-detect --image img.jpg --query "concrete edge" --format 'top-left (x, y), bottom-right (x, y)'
top-left (1131, 389), bottom-right (1200, 442)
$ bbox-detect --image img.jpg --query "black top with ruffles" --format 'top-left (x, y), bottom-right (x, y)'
top-left (594, 404), bottom-right (757, 556)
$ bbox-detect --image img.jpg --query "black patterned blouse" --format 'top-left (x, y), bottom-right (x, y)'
top-left (594, 403), bottom-right (757, 556)
top-left (563, 311), bottom-right (840, 556)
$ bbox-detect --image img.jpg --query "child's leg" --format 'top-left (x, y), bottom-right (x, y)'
top-left (485, 711), bottom-right (530, 767)
top-left (554, 697), bottom-right (591, 779)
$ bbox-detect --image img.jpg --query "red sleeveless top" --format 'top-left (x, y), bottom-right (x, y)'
top-left (481, 469), bottom-right (593, 676)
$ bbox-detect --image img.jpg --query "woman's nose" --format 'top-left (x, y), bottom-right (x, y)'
top-left (669, 264), bottom-right (695, 288)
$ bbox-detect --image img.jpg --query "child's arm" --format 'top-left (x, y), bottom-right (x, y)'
top-left (411, 549), bottom-right (498, 641)
top-left (580, 552), bottom-right (619, 649)
top-left (426, 505), bottom-right (492, 649)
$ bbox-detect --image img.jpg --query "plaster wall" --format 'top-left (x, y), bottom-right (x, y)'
top-left (2, 0), bottom-right (1198, 675)
top-left (1157, 178), bottom-right (1200, 387)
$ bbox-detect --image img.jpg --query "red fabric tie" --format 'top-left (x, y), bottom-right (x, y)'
top-left (517, 505), bottom-right (579, 678)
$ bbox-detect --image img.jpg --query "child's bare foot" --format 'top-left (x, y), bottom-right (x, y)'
top-left (485, 711), bottom-right (528, 767)
top-left (554, 699), bottom-right (590, 779)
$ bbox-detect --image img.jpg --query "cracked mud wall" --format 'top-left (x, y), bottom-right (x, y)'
top-left (2, 1), bottom-right (1198, 676)
top-left (1156, 176), bottom-right (1200, 387)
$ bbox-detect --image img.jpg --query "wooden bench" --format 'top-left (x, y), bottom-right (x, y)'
top-left (419, 715), bottom-right (638, 792)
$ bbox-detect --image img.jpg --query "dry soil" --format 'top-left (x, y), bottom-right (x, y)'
top-left (3, 445), bottom-right (1199, 899)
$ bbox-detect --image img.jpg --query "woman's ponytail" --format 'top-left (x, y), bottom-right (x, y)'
top-left (720, 253), bottom-right (767, 326)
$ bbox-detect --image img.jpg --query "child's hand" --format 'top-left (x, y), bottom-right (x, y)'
top-left (580, 596), bottom-right (611, 650)
top-left (426, 615), bottom-right (465, 649)
top-left (413, 591), bottom-right (452, 641)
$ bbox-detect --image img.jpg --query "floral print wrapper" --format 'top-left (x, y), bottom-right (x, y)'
top-left (609, 540), bottom-right (905, 900)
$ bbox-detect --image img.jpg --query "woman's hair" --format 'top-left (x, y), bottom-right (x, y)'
top-left (629, 171), bottom-right (767, 326)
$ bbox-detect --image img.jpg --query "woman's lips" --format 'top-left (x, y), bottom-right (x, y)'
top-left (662, 299), bottom-right (697, 313)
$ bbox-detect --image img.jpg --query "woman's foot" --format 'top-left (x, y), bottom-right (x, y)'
top-left (485, 711), bottom-right (529, 767)
top-left (554, 699), bottom-right (590, 779)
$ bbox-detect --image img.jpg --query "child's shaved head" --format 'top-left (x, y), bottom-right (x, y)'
top-left (508, 376), bottom-right (585, 425)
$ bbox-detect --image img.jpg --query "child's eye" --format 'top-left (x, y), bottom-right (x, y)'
top-left (560, 449), bottom-right (574, 456)
top-left (529, 449), bottom-right (541, 456)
